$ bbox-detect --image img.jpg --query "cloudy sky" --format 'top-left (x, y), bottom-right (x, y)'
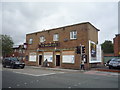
top-left (1, 1), bottom-right (118, 45)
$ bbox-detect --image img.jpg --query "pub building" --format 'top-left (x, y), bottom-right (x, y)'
top-left (25, 22), bottom-right (102, 69)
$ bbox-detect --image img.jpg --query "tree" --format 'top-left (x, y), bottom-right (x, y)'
top-left (1, 34), bottom-right (14, 57)
top-left (101, 40), bottom-right (114, 53)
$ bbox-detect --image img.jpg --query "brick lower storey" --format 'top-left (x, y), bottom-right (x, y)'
top-left (25, 49), bottom-right (100, 70)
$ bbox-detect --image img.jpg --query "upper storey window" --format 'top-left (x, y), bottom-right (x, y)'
top-left (40, 36), bottom-right (46, 43)
top-left (29, 38), bottom-right (33, 44)
top-left (53, 34), bottom-right (59, 41)
top-left (70, 30), bottom-right (77, 39)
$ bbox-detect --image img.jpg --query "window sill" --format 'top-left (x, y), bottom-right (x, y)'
top-left (70, 38), bottom-right (77, 41)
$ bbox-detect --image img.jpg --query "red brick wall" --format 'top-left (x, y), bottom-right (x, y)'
top-left (104, 53), bottom-right (114, 57)
top-left (114, 34), bottom-right (120, 56)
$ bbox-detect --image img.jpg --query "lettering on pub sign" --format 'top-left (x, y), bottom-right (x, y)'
top-left (39, 42), bottom-right (60, 47)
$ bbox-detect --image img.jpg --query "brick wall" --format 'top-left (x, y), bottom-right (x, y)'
top-left (113, 34), bottom-right (120, 56)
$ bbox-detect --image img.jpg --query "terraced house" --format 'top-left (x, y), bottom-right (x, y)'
top-left (25, 22), bottom-right (102, 69)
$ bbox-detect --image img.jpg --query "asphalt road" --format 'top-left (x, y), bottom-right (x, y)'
top-left (2, 67), bottom-right (119, 88)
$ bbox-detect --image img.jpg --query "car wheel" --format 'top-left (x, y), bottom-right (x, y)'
top-left (21, 66), bottom-right (24, 69)
top-left (3, 65), bottom-right (6, 68)
top-left (109, 66), bottom-right (112, 69)
top-left (11, 64), bottom-right (15, 69)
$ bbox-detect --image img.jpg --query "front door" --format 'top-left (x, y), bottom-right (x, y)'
top-left (56, 55), bottom-right (60, 66)
top-left (39, 55), bottom-right (42, 65)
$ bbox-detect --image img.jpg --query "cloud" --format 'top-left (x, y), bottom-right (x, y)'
top-left (2, 2), bottom-right (118, 45)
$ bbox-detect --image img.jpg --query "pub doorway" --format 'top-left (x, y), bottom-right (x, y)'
top-left (56, 55), bottom-right (60, 66)
top-left (39, 55), bottom-right (42, 65)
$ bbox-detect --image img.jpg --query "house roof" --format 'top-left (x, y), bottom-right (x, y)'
top-left (26, 22), bottom-right (100, 35)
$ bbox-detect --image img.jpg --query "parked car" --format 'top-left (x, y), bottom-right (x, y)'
top-left (105, 59), bottom-right (111, 66)
top-left (2, 57), bottom-right (25, 69)
top-left (108, 58), bottom-right (120, 69)
top-left (105, 58), bottom-right (116, 66)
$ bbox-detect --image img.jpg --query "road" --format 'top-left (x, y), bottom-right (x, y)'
top-left (2, 66), bottom-right (119, 89)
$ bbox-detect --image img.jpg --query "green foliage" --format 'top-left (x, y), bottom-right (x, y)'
top-left (1, 34), bottom-right (14, 57)
top-left (101, 40), bottom-right (114, 53)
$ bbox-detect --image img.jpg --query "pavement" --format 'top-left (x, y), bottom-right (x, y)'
top-left (91, 66), bottom-right (120, 73)
top-left (25, 65), bottom-right (80, 72)
top-left (25, 65), bottom-right (120, 73)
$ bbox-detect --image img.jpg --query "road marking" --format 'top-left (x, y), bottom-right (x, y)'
top-left (41, 73), bottom-right (55, 76)
top-left (24, 83), bottom-right (27, 85)
top-left (17, 84), bottom-right (20, 87)
top-left (68, 87), bottom-right (71, 88)
top-left (58, 72), bottom-right (65, 74)
top-left (8, 87), bottom-right (11, 88)
top-left (13, 71), bottom-right (58, 77)
top-left (13, 71), bottom-right (41, 76)
top-left (74, 84), bottom-right (77, 86)
top-left (30, 81), bottom-right (33, 83)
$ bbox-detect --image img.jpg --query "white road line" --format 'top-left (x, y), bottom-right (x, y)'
top-left (58, 72), bottom-right (65, 74)
top-left (17, 84), bottom-right (20, 87)
top-left (74, 84), bottom-right (77, 86)
top-left (30, 81), bottom-right (33, 83)
top-left (24, 83), bottom-right (27, 85)
top-left (13, 71), bottom-right (41, 76)
top-left (13, 71), bottom-right (57, 77)
top-left (68, 87), bottom-right (71, 88)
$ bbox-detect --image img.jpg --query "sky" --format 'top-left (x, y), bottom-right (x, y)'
top-left (1, 1), bottom-right (119, 45)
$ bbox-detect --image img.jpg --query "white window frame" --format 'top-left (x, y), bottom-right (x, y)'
top-left (19, 49), bottom-right (22, 53)
top-left (53, 34), bottom-right (59, 41)
top-left (23, 50), bottom-right (25, 53)
top-left (29, 52), bottom-right (37, 62)
top-left (14, 49), bottom-right (16, 52)
top-left (29, 38), bottom-right (33, 44)
top-left (70, 30), bottom-right (77, 39)
top-left (40, 36), bottom-right (46, 43)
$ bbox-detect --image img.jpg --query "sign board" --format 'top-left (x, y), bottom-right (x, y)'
top-left (29, 52), bottom-right (36, 62)
top-left (96, 45), bottom-right (102, 63)
top-left (39, 42), bottom-right (60, 47)
top-left (89, 40), bottom-right (102, 63)
top-left (62, 51), bottom-right (74, 55)
top-left (62, 55), bottom-right (75, 63)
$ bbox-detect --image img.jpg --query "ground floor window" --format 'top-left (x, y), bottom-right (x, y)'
top-left (29, 52), bottom-right (36, 62)
top-left (62, 51), bottom-right (75, 64)
top-left (62, 55), bottom-right (74, 63)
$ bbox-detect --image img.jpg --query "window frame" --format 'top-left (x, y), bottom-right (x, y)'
top-left (53, 33), bottom-right (59, 41)
top-left (29, 38), bottom-right (33, 44)
top-left (70, 30), bottom-right (77, 40)
top-left (40, 36), bottom-right (46, 43)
